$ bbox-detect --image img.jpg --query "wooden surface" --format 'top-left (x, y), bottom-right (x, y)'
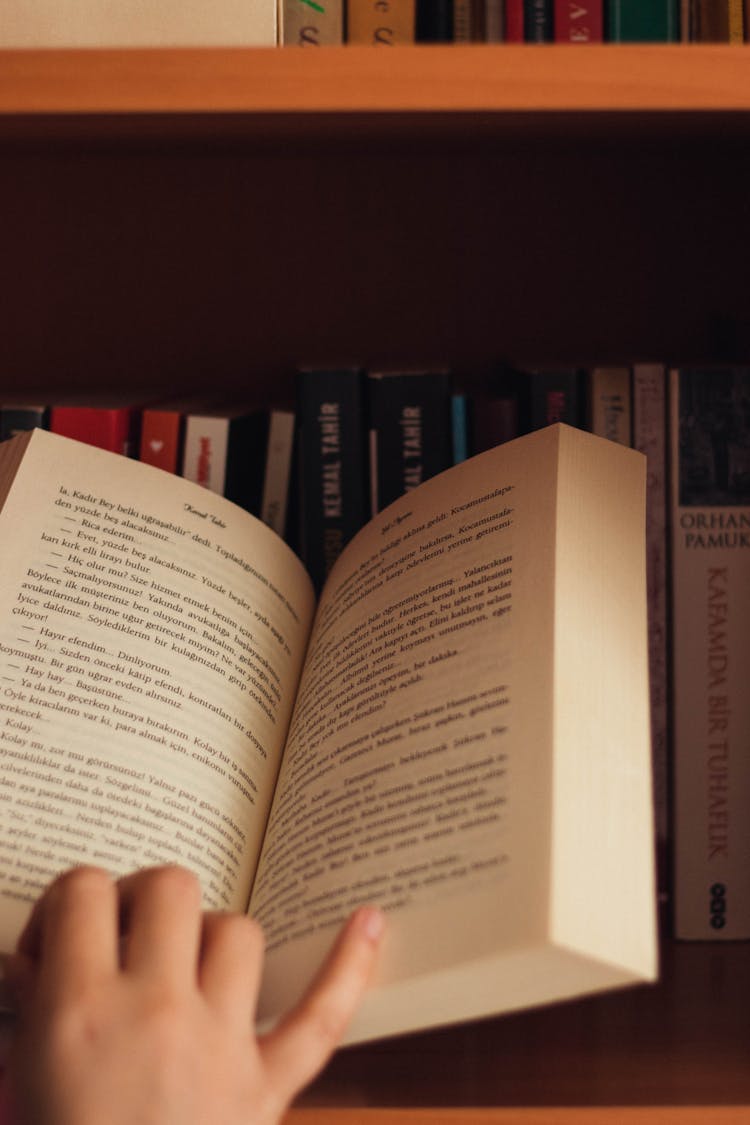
top-left (1, 46), bottom-right (750, 116)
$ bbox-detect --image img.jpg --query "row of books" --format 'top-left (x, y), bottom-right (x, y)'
top-left (0, 365), bottom-right (641, 589)
top-left (3, 0), bottom-right (746, 47)
top-left (4, 363), bottom-right (748, 941)
top-left (446, 0), bottom-right (745, 43)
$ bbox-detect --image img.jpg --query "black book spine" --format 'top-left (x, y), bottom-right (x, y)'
top-left (524, 0), bottom-right (553, 39)
top-left (527, 369), bottom-right (585, 430)
top-left (367, 371), bottom-right (452, 513)
top-left (417, 0), bottom-right (454, 39)
top-left (499, 368), bottom-right (585, 435)
top-left (0, 406), bottom-right (49, 441)
top-left (225, 412), bottom-right (270, 515)
top-left (297, 369), bottom-right (368, 593)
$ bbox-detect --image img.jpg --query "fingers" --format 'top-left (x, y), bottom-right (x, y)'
top-left (16, 866), bottom-right (120, 999)
top-left (199, 912), bottom-right (265, 1030)
top-left (117, 866), bottom-right (203, 987)
top-left (260, 906), bottom-right (385, 1100)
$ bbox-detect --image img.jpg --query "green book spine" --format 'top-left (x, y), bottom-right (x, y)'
top-left (606, 0), bottom-right (680, 39)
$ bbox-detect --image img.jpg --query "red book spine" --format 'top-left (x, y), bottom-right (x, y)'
top-left (554, 0), bottom-right (603, 40)
top-left (50, 407), bottom-right (135, 455)
top-left (505, 0), bottom-right (525, 38)
top-left (139, 409), bottom-right (184, 474)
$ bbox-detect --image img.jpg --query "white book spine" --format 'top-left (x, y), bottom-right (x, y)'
top-left (588, 366), bottom-right (632, 446)
top-left (2, 0), bottom-right (276, 47)
top-left (260, 410), bottom-right (295, 535)
top-left (182, 416), bottom-right (229, 498)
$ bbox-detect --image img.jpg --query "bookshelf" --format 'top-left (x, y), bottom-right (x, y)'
top-left (1, 45), bottom-right (749, 1121)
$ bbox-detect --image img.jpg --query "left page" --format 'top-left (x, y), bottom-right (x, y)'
top-left (0, 429), bottom-right (315, 954)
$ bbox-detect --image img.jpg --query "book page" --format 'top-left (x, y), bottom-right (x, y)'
top-left (251, 429), bottom-right (562, 1024)
top-left (0, 430), bottom-right (315, 952)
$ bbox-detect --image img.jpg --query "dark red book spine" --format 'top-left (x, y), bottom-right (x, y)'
top-left (139, 409), bottom-right (184, 474)
top-left (554, 0), bottom-right (603, 40)
top-left (50, 407), bottom-right (136, 455)
top-left (505, 0), bottom-right (525, 38)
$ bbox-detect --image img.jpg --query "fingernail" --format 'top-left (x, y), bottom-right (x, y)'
top-left (358, 906), bottom-right (386, 944)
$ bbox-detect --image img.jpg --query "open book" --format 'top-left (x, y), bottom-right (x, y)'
top-left (0, 423), bottom-right (657, 1042)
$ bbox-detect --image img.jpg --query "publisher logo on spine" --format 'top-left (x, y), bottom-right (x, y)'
top-left (710, 882), bottom-right (727, 930)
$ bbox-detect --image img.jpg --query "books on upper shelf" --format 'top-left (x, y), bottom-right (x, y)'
top-left (670, 368), bottom-right (750, 940)
top-left (687, 0), bottom-right (744, 38)
top-left (0, 422), bottom-right (656, 1040)
top-left (416, 0), bottom-right (453, 38)
top-left (554, 0), bottom-right (603, 39)
top-left (606, 0), bottom-right (680, 38)
top-left (482, 0), bottom-right (505, 38)
top-left (348, 0), bottom-right (416, 42)
top-left (525, 0), bottom-right (554, 39)
top-left (1, 0), bottom-right (276, 46)
top-left (280, 0), bottom-right (343, 44)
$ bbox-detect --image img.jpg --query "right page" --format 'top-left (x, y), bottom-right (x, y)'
top-left (252, 424), bottom-right (657, 1041)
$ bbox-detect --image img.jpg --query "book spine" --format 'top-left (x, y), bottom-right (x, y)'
top-left (2, 0), bottom-right (276, 46)
top-left (260, 409), bottom-right (296, 537)
top-left (513, 369), bottom-right (584, 434)
top-left (139, 409), bottom-right (184, 474)
top-left (470, 381), bottom-right (520, 454)
top-left (453, 0), bottom-right (477, 39)
top-left (182, 412), bottom-right (269, 514)
top-left (691, 0), bottom-right (730, 38)
top-left (729, 0), bottom-right (744, 39)
top-left (524, 0), bottom-right (554, 38)
top-left (553, 0), bottom-right (602, 40)
top-left (49, 406), bottom-right (136, 456)
top-left (280, 0), bottom-right (344, 43)
top-left (504, 0), bottom-right (525, 36)
top-left (297, 369), bottom-right (368, 592)
top-left (681, 0), bottom-right (691, 36)
top-left (367, 371), bottom-right (452, 514)
top-left (450, 393), bottom-right (470, 464)
top-left (0, 405), bottom-right (49, 441)
top-left (182, 415), bottom-right (231, 496)
top-left (587, 366), bottom-right (632, 445)
top-left (606, 0), bottom-right (679, 38)
top-left (670, 367), bottom-right (750, 939)
top-left (347, 0), bottom-right (415, 41)
top-left (632, 364), bottom-right (669, 901)
top-left (225, 413), bottom-right (270, 515)
top-left (482, 0), bottom-right (505, 38)
top-left (416, 0), bottom-right (453, 39)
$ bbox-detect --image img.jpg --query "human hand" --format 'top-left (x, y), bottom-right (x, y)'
top-left (5, 865), bottom-right (384, 1125)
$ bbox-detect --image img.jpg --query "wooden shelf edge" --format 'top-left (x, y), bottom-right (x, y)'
top-left (285, 1109), bottom-right (750, 1124)
top-left (1, 45), bottom-right (750, 115)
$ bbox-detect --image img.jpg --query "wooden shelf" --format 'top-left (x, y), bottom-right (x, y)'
top-left (2, 46), bottom-right (750, 116)
top-left (289, 936), bottom-right (750, 1111)
top-left (284, 1112), bottom-right (750, 1124)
